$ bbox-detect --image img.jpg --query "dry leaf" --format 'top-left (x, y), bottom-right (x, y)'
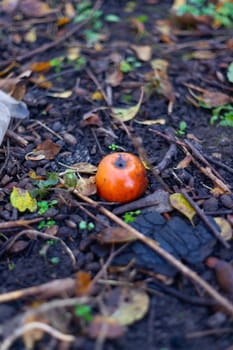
top-left (214, 217), bottom-right (232, 241)
top-left (80, 111), bottom-right (103, 127)
top-left (27, 139), bottom-right (61, 160)
top-left (129, 17), bottom-right (145, 34)
top-left (206, 257), bottom-right (233, 296)
top-left (19, 0), bottom-right (57, 17)
top-left (176, 155), bottom-right (192, 169)
top-left (131, 45), bottom-right (152, 62)
top-left (30, 61), bottom-right (52, 73)
top-left (86, 315), bottom-right (126, 339)
top-left (111, 88), bottom-right (144, 122)
top-left (23, 315), bottom-right (48, 349)
top-left (76, 176), bottom-right (96, 196)
top-left (111, 288), bottom-right (149, 326)
top-left (169, 193), bottom-right (196, 225)
top-left (67, 47), bottom-right (80, 61)
top-left (135, 118), bottom-right (166, 125)
top-left (0, 70), bottom-right (31, 99)
top-left (48, 90), bottom-right (73, 98)
top-left (106, 65), bottom-right (123, 87)
top-left (96, 226), bottom-right (137, 244)
top-left (75, 271), bottom-right (92, 296)
top-left (69, 162), bottom-right (97, 174)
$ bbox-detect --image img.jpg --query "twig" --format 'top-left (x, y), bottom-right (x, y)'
top-left (59, 178), bottom-right (233, 316)
top-left (204, 154), bottom-right (233, 176)
top-left (180, 189), bottom-right (230, 248)
top-left (0, 217), bottom-right (43, 230)
top-left (186, 328), bottom-right (233, 339)
top-left (6, 129), bottom-right (28, 147)
top-left (0, 0), bottom-right (102, 68)
top-left (0, 229), bottom-right (76, 267)
top-left (0, 322), bottom-right (75, 350)
top-left (28, 120), bottom-right (63, 140)
top-left (86, 68), bottom-right (111, 107)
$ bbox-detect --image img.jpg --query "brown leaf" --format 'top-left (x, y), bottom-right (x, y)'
top-left (0, 70), bottom-right (31, 99)
top-left (19, 0), bottom-right (57, 17)
top-left (214, 217), bottom-right (232, 241)
top-left (131, 45), bottom-right (152, 62)
top-left (75, 271), bottom-right (92, 296)
top-left (23, 314), bottom-right (48, 349)
top-left (80, 112), bottom-right (103, 127)
top-left (27, 140), bottom-right (61, 161)
top-left (30, 61), bottom-right (52, 73)
top-left (9, 240), bottom-right (30, 253)
top-left (76, 176), bottom-right (96, 196)
top-left (176, 155), bottom-right (192, 169)
top-left (96, 226), bottom-right (137, 244)
top-left (206, 257), bottom-right (233, 296)
top-left (86, 315), bottom-right (126, 339)
top-left (106, 65), bottom-right (124, 87)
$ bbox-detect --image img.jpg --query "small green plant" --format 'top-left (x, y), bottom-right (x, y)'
top-left (105, 14), bottom-right (120, 22)
top-left (227, 61), bottom-right (233, 83)
top-left (74, 304), bottom-right (93, 322)
top-left (31, 172), bottom-right (59, 199)
top-left (50, 257), bottom-right (60, 264)
top-left (177, 121), bottom-right (187, 136)
top-left (8, 262), bottom-right (15, 271)
top-left (38, 219), bottom-right (56, 230)
top-left (37, 199), bottom-right (57, 215)
top-left (123, 210), bottom-right (141, 223)
top-left (75, 56), bottom-right (87, 71)
top-left (210, 104), bottom-right (233, 127)
top-left (79, 220), bottom-right (95, 231)
top-left (176, 0), bottom-right (233, 27)
top-left (120, 56), bottom-right (142, 73)
top-left (50, 57), bottom-right (64, 73)
top-left (108, 143), bottom-right (126, 151)
top-left (63, 171), bottom-right (78, 188)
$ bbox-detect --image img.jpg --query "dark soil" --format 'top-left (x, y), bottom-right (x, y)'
top-left (0, 1), bottom-right (233, 349)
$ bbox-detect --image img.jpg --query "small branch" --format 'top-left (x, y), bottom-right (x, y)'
top-left (0, 322), bottom-right (75, 350)
top-left (0, 217), bottom-right (43, 230)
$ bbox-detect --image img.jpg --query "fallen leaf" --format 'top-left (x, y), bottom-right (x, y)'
top-left (23, 314), bottom-right (48, 349)
top-left (129, 17), bottom-right (145, 35)
top-left (24, 28), bottom-right (37, 43)
top-left (80, 111), bottom-right (103, 127)
top-left (206, 257), bottom-right (233, 296)
top-left (86, 315), bottom-right (126, 339)
top-left (91, 91), bottom-right (104, 101)
top-left (155, 19), bottom-right (175, 44)
top-left (75, 271), bottom-right (92, 296)
top-left (47, 90), bottom-right (73, 98)
top-left (131, 45), bottom-right (152, 62)
top-left (10, 187), bottom-right (37, 213)
top-left (67, 162), bottom-right (97, 175)
top-left (214, 217), bottom-right (232, 241)
top-left (176, 155), bottom-right (192, 169)
top-left (76, 176), bottom-right (97, 196)
top-left (111, 88), bottom-right (144, 122)
top-left (96, 226), bottom-right (137, 244)
top-left (30, 61), bottom-right (52, 73)
top-left (66, 47), bottom-right (80, 61)
top-left (56, 16), bottom-right (70, 27)
top-left (19, 0), bottom-right (57, 17)
top-left (106, 65), bottom-right (124, 87)
top-left (0, 70), bottom-right (31, 99)
top-left (134, 118), bottom-right (166, 125)
top-left (169, 193), bottom-right (196, 225)
top-left (27, 140), bottom-right (61, 160)
top-left (111, 288), bottom-right (149, 326)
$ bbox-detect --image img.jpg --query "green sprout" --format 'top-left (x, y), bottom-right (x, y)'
top-left (38, 219), bottom-right (56, 230)
top-left (123, 210), bottom-right (141, 223)
top-left (105, 14), bottom-right (120, 22)
top-left (37, 199), bottom-right (57, 215)
top-left (176, 121), bottom-right (187, 136)
top-left (210, 104), bottom-right (233, 127)
top-left (50, 257), bottom-right (60, 264)
top-left (63, 171), bottom-right (78, 188)
top-left (120, 56), bottom-right (142, 73)
top-left (79, 221), bottom-right (95, 231)
top-left (74, 304), bottom-right (93, 322)
top-left (8, 262), bottom-right (15, 271)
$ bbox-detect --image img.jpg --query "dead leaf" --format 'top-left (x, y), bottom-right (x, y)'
top-left (80, 111), bottom-right (103, 127)
top-left (26, 139), bottom-right (61, 161)
top-left (214, 217), bottom-right (232, 241)
top-left (176, 155), bottom-right (192, 169)
top-left (23, 314), bottom-right (48, 349)
top-left (30, 61), bottom-right (52, 73)
top-left (96, 226), bottom-right (137, 244)
top-left (106, 65), bottom-right (124, 87)
top-left (169, 193), bottom-right (196, 225)
top-left (67, 47), bottom-right (80, 61)
top-left (76, 176), bottom-right (96, 196)
top-left (147, 59), bottom-right (175, 114)
top-left (86, 315), bottom-right (126, 339)
top-left (111, 88), bottom-right (144, 122)
top-left (185, 83), bottom-right (233, 107)
top-left (131, 45), bottom-right (152, 62)
top-left (111, 288), bottom-right (149, 326)
top-left (48, 91), bottom-right (73, 98)
top-left (134, 118), bottom-right (166, 125)
top-left (24, 28), bottom-right (37, 43)
top-left (206, 257), bottom-right (233, 296)
top-left (183, 50), bottom-right (216, 60)
top-left (19, 0), bottom-right (57, 17)
top-left (75, 271), bottom-right (92, 296)
top-left (129, 17), bottom-right (145, 35)
top-left (91, 91), bottom-right (104, 101)
top-left (68, 162), bottom-right (97, 175)
top-left (155, 19), bottom-right (176, 44)
top-left (0, 70), bottom-right (31, 99)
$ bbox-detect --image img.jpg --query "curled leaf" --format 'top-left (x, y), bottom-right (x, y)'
top-left (169, 193), bottom-right (196, 225)
top-left (111, 88), bottom-right (144, 122)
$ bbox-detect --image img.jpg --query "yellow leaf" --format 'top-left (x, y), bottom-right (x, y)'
top-left (214, 217), bottom-right (232, 241)
top-left (169, 193), bottom-right (196, 225)
top-left (135, 118), bottom-right (166, 125)
top-left (92, 90), bottom-right (104, 101)
top-left (111, 289), bottom-right (149, 326)
top-left (111, 88), bottom-right (144, 122)
top-left (10, 187), bottom-right (37, 213)
top-left (48, 91), bottom-right (72, 98)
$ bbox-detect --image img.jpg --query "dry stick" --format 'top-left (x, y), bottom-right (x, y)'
top-left (0, 322), bottom-right (75, 350)
top-left (180, 189), bottom-right (230, 248)
top-left (0, 217), bottom-right (43, 230)
top-left (0, 0), bottom-right (102, 69)
top-left (0, 230), bottom-right (76, 267)
top-left (62, 181), bottom-right (233, 316)
top-left (6, 130), bottom-right (28, 147)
